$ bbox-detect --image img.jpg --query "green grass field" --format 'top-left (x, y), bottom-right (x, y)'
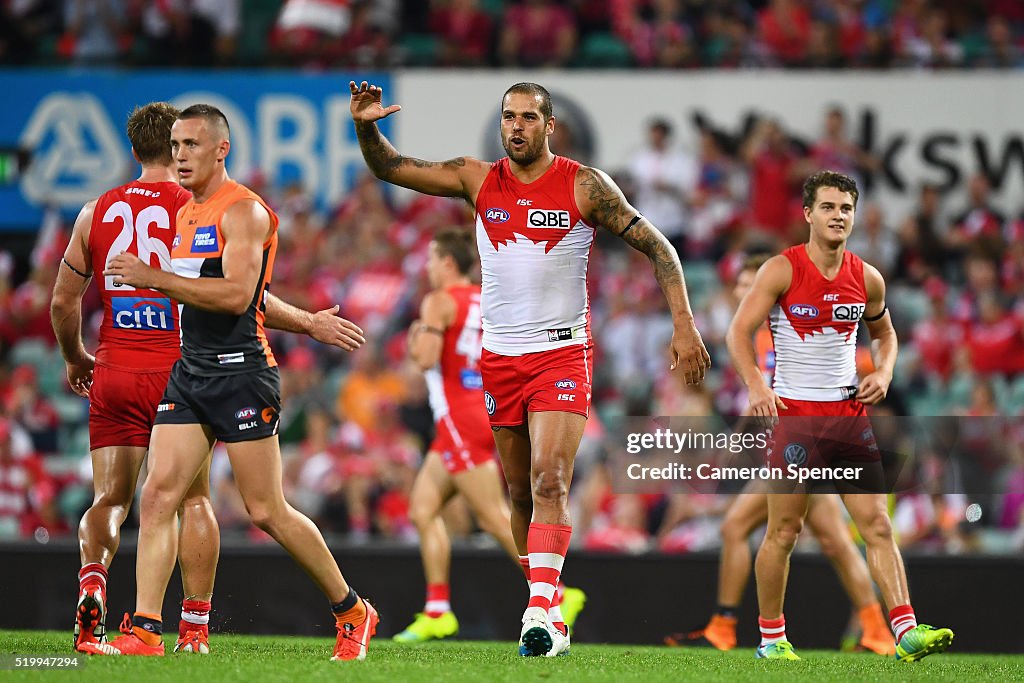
top-left (3, 630), bottom-right (1022, 682)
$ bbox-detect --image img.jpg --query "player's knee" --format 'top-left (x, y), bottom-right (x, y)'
top-left (767, 519), bottom-right (803, 552)
top-left (139, 479), bottom-right (182, 521)
top-left (408, 501), bottom-right (435, 530)
top-left (532, 471), bottom-right (568, 507)
top-left (859, 511), bottom-right (894, 544)
top-left (721, 515), bottom-right (751, 544)
top-left (246, 503), bottom-right (280, 532)
top-left (91, 488), bottom-right (134, 516)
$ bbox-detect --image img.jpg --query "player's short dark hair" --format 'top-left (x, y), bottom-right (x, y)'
top-left (741, 252), bottom-right (772, 274)
top-left (126, 102), bottom-right (180, 165)
top-left (178, 103), bottom-right (230, 139)
top-left (503, 82), bottom-right (552, 120)
top-left (433, 229), bottom-right (476, 276)
top-left (802, 170), bottom-right (859, 209)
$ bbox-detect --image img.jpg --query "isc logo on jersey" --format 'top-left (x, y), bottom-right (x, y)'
top-left (111, 297), bottom-right (175, 331)
top-left (527, 209), bottom-right (570, 229)
top-left (832, 303), bottom-right (865, 321)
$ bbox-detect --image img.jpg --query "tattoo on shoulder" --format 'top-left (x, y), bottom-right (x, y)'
top-left (578, 166), bottom-right (625, 229)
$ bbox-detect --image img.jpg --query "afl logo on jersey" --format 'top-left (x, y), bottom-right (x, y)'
top-left (484, 391), bottom-right (496, 416)
top-left (485, 208), bottom-right (510, 223)
top-left (789, 304), bottom-right (819, 319)
top-left (784, 443), bottom-right (808, 466)
top-left (832, 303), bottom-right (865, 321)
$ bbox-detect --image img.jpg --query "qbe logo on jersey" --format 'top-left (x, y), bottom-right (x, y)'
top-left (527, 209), bottom-right (570, 229)
top-left (111, 297), bottom-right (175, 331)
top-left (832, 303), bottom-right (865, 321)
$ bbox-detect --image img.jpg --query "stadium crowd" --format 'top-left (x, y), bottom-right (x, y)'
top-left (1, 95), bottom-right (1022, 555)
top-left (1, 0), bottom-right (1024, 70)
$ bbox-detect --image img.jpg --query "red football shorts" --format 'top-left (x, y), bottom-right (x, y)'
top-left (767, 397), bottom-right (879, 469)
top-left (89, 364), bottom-right (171, 449)
top-left (479, 343), bottom-right (594, 427)
top-left (429, 413), bottom-right (496, 475)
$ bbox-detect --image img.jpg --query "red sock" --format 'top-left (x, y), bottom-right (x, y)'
top-left (424, 583), bottom-right (450, 618)
top-left (889, 604), bottom-right (917, 643)
top-left (526, 523), bottom-right (572, 615)
top-left (179, 600), bottom-right (211, 638)
top-left (518, 555), bottom-right (531, 584)
top-left (79, 563), bottom-right (107, 594)
top-left (758, 614), bottom-right (786, 646)
top-left (549, 581), bottom-right (566, 635)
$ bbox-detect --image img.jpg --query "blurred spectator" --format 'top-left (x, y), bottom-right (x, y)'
top-left (4, 264), bottom-right (58, 345)
top-left (61, 0), bottom-right (127, 65)
top-left (617, 0), bottom-right (696, 69)
top-left (0, 418), bottom-right (65, 538)
top-left (757, 0), bottom-right (812, 67)
top-left (498, 0), bottom-right (577, 68)
top-left (976, 15), bottom-right (1024, 68)
top-left (741, 118), bottom-right (804, 244)
top-left (910, 277), bottom-right (962, 381)
top-left (429, 0), bottom-right (493, 67)
top-left (3, 364), bottom-right (60, 454)
top-left (0, 0), bottom-right (61, 64)
top-left (949, 174), bottom-right (1006, 253)
top-left (627, 118), bottom-right (698, 255)
top-left (809, 105), bottom-right (879, 185)
top-left (847, 203), bottom-right (897, 278)
top-left (963, 293), bottom-right (1024, 376)
top-left (893, 183), bottom-right (948, 285)
top-left (272, 0), bottom-right (351, 67)
top-left (336, 348), bottom-right (408, 432)
top-left (900, 6), bottom-right (964, 69)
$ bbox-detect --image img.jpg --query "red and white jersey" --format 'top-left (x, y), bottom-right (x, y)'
top-left (474, 156), bottom-right (596, 355)
top-left (424, 285), bottom-right (490, 425)
top-left (770, 245), bottom-right (867, 401)
top-left (90, 181), bottom-right (191, 371)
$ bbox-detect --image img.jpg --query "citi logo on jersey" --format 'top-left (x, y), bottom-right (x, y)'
top-left (789, 304), bottom-right (819, 319)
top-left (191, 226), bottom-right (219, 253)
top-left (485, 208), bottom-right (510, 223)
top-left (832, 303), bottom-right (865, 321)
top-left (111, 297), bottom-right (175, 331)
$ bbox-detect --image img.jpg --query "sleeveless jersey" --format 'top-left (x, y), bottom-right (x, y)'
top-left (172, 181), bottom-right (279, 376)
top-left (770, 245), bottom-right (867, 401)
top-left (90, 180), bottom-right (191, 371)
top-left (474, 156), bottom-right (596, 355)
top-left (423, 284), bottom-right (489, 430)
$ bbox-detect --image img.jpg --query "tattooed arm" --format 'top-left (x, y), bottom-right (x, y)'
top-left (349, 80), bottom-right (490, 201)
top-left (575, 166), bottom-right (711, 383)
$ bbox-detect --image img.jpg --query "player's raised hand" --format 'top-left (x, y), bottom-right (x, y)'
top-left (309, 305), bottom-right (365, 352)
top-left (104, 251), bottom-right (157, 289)
top-left (669, 320), bottom-right (711, 385)
top-left (349, 81), bottom-right (402, 122)
top-left (748, 383), bottom-right (786, 430)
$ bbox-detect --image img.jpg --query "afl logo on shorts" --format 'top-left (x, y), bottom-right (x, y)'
top-left (484, 391), bottom-right (496, 416)
top-left (784, 443), bottom-right (808, 466)
top-left (485, 208), bottom-right (510, 223)
top-left (554, 379), bottom-right (577, 390)
top-left (235, 407), bottom-right (256, 420)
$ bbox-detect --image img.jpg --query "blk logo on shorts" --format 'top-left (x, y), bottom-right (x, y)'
top-left (784, 443), bottom-right (808, 466)
top-left (484, 392), bottom-right (496, 416)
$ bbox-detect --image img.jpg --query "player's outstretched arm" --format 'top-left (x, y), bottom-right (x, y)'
top-left (858, 263), bottom-right (897, 405)
top-left (50, 201), bottom-right (96, 398)
top-left (407, 290), bottom-right (454, 371)
top-left (726, 255), bottom-right (790, 426)
top-left (264, 293), bottom-right (365, 352)
top-left (348, 80), bottom-right (490, 201)
top-left (576, 165), bottom-right (710, 384)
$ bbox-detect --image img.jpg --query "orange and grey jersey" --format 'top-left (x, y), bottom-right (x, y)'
top-left (172, 180), bottom-right (279, 376)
